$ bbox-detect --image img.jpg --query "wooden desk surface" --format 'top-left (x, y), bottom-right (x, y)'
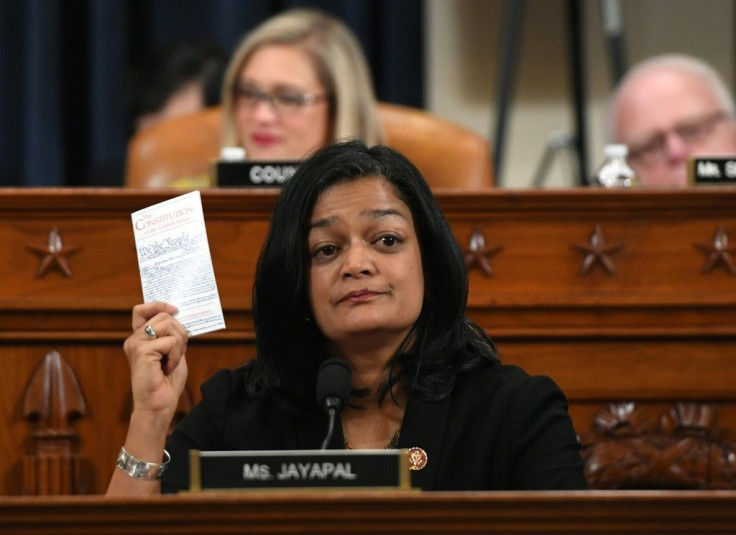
top-left (1, 490), bottom-right (736, 534)
top-left (2, 187), bottom-right (736, 495)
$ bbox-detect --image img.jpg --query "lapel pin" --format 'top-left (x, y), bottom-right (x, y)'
top-left (407, 447), bottom-right (428, 471)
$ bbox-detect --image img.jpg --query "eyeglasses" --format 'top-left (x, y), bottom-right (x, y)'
top-left (233, 84), bottom-right (327, 115)
top-left (628, 111), bottom-right (732, 166)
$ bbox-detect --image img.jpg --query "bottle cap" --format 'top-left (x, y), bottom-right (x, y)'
top-left (220, 146), bottom-right (247, 161)
top-left (604, 144), bottom-right (628, 158)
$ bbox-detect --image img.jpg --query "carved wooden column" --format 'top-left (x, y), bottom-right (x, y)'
top-left (22, 351), bottom-right (87, 495)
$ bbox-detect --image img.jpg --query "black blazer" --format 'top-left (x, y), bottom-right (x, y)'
top-left (162, 362), bottom-right (587, 492)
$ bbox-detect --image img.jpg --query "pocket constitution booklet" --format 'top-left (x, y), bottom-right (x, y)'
top-left (131, 191), bottom-right (225, 336)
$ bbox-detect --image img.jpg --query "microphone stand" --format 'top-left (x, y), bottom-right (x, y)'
top-left (316, 357), bottom-right (351, 450)
top-left (320, 397), bottom-right (341, 450)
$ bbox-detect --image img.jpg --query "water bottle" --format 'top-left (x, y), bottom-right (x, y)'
top-left (592, 144), bottom-right (638, 187)
top-left (219, 146), bottom-right (247, 161)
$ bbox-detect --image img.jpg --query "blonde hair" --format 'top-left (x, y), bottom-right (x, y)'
top-left (221, 9), bottom-right (384, 149)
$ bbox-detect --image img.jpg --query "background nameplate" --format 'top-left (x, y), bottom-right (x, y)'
top-left (690, 156), bottom-right (736, 184)
top-left (189, 449), bottom-right (412, 491)
top-left (213, 160), bottom-right (299, 187)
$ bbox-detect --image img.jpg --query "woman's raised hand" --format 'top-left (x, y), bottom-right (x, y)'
top-left (107, 301), bottom-right (189, 495)
top-left (123, 301), bottom-right (189, 419)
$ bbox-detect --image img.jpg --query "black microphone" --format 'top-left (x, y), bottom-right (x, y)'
top-left (316, 358), bottom-right (352, 450)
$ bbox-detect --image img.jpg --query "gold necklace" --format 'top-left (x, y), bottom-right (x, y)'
top-left (344, 426), bottom-right (401, 450)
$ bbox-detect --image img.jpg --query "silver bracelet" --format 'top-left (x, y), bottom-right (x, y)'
top-left (116, 446), bottom-right (171, 480)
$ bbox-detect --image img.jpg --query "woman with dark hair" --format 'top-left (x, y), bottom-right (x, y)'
top-left (107, 140), bottom-right (586, 495)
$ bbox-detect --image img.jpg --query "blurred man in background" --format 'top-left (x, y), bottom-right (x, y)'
top-left (127, 40), bottom-right (227, 134)
top-left (611, 54), bottom-right (736, 186)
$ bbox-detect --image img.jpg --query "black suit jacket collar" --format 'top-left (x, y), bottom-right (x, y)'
top-left (295, 391), bottom-right (451, 491)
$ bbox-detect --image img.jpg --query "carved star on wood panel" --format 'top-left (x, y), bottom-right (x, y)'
top-left (571, 225), bottom-right (624, 276)
top-left (27, 227), bottom-right (82, 278)
top-left (463, 227), bottom-right (502, 277)
top-left (695, 225), bottom-right (736, 274)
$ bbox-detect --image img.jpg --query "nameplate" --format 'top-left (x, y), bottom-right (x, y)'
top-left (213, 160), bottom-right (299, 187)
top-left (690, 156), bottom-right (736, 184)
top-left (188, 449), bottom-right (412, 491)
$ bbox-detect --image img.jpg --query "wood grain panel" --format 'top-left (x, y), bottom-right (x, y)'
top-left (1, 491), bottom-right (736, 533)
top-left (2, 187), bottom-right (736, 494)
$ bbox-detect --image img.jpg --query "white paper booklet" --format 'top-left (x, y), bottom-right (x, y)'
top-left (131, 191), bottom-right (225, 337)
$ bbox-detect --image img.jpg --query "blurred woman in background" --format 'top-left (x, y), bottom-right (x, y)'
top-left (220, 8), bottom-right (384, 161)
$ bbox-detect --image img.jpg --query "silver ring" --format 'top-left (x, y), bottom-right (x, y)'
top-left (144, 324), bottom-right (158, 339)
